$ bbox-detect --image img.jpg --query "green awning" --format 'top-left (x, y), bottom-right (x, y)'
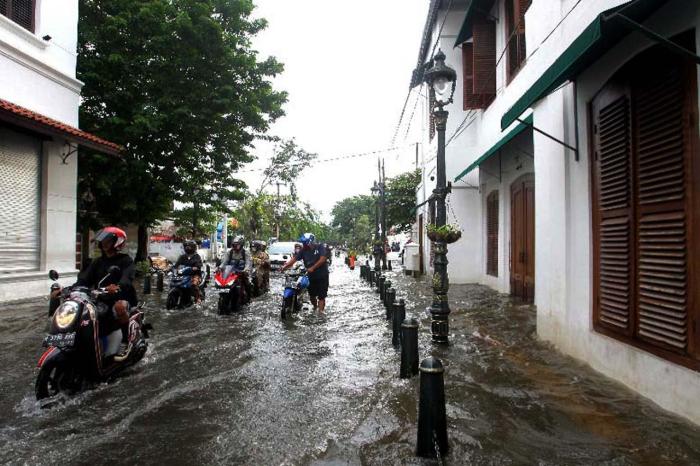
top-left (455, 114), bottom-right (532, 182)
top-left (501, 0), bottom-right (668, 130)
top-left (454, 0), bottom-right (496, 47)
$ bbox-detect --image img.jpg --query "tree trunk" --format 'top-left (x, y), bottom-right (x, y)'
top-left (136, 223), bottom-right (148, 262)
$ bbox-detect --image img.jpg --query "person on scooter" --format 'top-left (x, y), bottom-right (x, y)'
top-left (174, 240), bottom-right (203, 303)
top-left (281, 233), bottom-right (329, 312)
top-left (59, 227), bottom-right (137, 349)
top-left (221, 235), bottom-right (252, 299)
top-left (251, 240), bottom-right (271, 293)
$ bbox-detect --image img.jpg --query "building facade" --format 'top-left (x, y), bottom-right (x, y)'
top-left (0, 1), bottom-right (119, 301)
top-left (412, 0), bottom-right (700, 425)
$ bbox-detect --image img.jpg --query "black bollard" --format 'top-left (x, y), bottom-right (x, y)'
top-left (382, 280), bottom-right (392, 303)
top-left (377, 275), bottom-right (385, 296)
top-left (385, 287), bottom-right (396, 317)
top-left (416, 357), bottom-right (448, 458)
top-left (369, 270), bottom-right (375, 287)
top-left (156, 272), bottom-right (164, 292)
top-left (388, 259), bottom-right (393, 271)
top-left (393, 299), bottom-right (406, 346)
top-left (143, 274), bottom-right (152, 294)
top-left (400, 317), bottom-right (419, 378)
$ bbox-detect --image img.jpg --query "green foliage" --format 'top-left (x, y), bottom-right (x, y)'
top-left (385, 169), bottom-right (422, 233)
top-left (231, 193), bottom-right (331, 242)
top-left (171, 204), bottom-right (221, 239)
top-left (135, 260), bottom-right (151, 277)
top-left (77, 0), bottom-right (287, 257)
top-left (257, 139), bottom-right (317, 196)
top-left (330, 195), bottom-right (375, 251)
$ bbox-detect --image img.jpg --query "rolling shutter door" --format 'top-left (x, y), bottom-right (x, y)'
top-left (0, 127), bottom-right (41, 273)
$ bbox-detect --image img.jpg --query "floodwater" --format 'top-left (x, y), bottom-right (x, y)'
top-left (2, 258), bottom-right (700, 465)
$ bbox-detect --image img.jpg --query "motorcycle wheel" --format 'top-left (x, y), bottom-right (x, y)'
top-left (166, 289), bottom-right (180, 310)
top-left (218, 294), bottom-right (229, 315)
top-left (281, 295), bottom-right (293, 319)
top-left (230, 288), bottom-right (242, 313)
top-left (35, 358), bottom-right (73, 400)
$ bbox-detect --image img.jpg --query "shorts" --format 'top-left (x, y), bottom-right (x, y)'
top-left (308, 274), bottom-right (329, 300)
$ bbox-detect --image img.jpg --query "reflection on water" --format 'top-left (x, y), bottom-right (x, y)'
top-left (1, 259), bottom-right (700, 465)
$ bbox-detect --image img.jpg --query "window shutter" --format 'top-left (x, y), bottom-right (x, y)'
top-left (3, 0), bottom-right (34, 32)
top-left (472, 16), bottom-right (496, 107)
top-left (429, 88), bottom-right (436, 141)
top-left (592, 90), bottom-right (634, 335)
top-left (633, 64), bottom-right (689, 352)
top-left (486, 191), bottom-right (499, 277)
top-left (462, 44), bottom-right (480, 110)
top-left (516, 0), bottom-right (531, 34)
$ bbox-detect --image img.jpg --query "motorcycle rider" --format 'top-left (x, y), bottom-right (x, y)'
top-left (54, 227), bottom-right (137, 350)
top-left (251, 240), bottom-right (271, 293)
top-left (173, 240), bottom-right (203, 304)
top-left (281, 233), bottom-right (329, 312)
top-left (221, 235), bottom-right (253, 299)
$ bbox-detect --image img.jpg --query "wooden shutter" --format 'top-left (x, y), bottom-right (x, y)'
top-left (486, 191), bottom-right (499, 276)
top-left (516, 0), bottom-right (531, 33)
top-left (2, 0), bottom-right (35, 32)
top-left (592, 88), bottom-right (634, 335)
top-left (462, 44), bottom-right (479, 110)
top-left (633, 63), bottom-right (689, 352)
top-left (429, 88), bottom-right (436, 141)
top-left (472, 16), bottom-right (496, 107)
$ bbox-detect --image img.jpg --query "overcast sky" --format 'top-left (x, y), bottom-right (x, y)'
top-left (239, 0), bottom-right (429, 221)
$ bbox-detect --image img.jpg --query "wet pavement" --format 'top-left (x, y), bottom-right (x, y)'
top-left (2, 258), bottom-right (700, 465)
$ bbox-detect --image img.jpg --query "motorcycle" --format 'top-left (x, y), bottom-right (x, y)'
top-left (281, 266), bottom-right (309, 319)
top-left (213, 265), bottom-right (248, 315)
top-left (166, 265), bottom-right (209, 310)
top-left (36, 268), bottom-right (151, 400)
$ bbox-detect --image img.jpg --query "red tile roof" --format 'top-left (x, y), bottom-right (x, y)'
top-left (0, 98), bottom-right (122, 156)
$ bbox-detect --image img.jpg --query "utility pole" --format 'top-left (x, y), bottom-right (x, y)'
top-left (381, 159), bottom-right (387, 270)
top-left (276, 182), bottom-right (281, 240)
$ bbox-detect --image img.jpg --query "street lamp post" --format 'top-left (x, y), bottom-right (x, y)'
top-left (423, 50), bottom-right (457, 345)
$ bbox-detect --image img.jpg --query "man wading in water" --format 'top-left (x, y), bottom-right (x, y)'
top-left (281, 233), bottom-right (329, 312)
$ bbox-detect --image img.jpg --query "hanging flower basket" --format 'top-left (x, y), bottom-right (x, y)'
top-left (427, 224), bottom-right (462, 244)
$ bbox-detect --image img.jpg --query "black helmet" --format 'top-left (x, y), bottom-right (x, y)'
top-left (184, 240), bottom-right (197, 255)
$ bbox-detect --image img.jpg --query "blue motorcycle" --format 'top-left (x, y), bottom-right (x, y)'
top-left (281, 267), bottom-right (309, 319)
top-left (166, 265), bottom-right (208, 310)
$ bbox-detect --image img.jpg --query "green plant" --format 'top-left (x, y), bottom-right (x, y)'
top-left (427, 224), bottom-right (462, 243)
top-left (135, 260), bottom-right (151, 277)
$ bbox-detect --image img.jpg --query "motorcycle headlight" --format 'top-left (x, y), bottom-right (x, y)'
top-left (54, 301), bottom-right (80, 329)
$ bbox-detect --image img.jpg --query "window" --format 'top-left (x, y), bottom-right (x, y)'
top-left (591, 32), bottom-right (700, 370)
top-left (0, 0), bottom-right (35, 32)
top-left (462, 15), bottom-right (496, 110)
top-left (486, 191), bottom-right (499, 276)
top-left (505, 0), bottom-right (531, 80)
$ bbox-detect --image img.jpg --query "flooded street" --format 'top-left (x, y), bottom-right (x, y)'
top-left (2, 259), bottom-right (700, 465)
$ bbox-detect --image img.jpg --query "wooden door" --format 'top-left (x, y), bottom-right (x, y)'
top-left (511, 174), bottom-right (535, 302)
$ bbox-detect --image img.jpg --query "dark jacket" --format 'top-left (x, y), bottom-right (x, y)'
top-left (174, 253), bottom-right (203, 275)
top-left (75, 253), bottom-right (137, 306)
top-left (295, 243), bottom-right (329, 279)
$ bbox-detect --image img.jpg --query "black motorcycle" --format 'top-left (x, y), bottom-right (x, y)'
top-left (166, 265), bottom-right (209, 310)
top-left (36, 268), bottom-right (151, 400)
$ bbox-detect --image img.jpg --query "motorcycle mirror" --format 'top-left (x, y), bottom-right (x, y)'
top-left (48, 270), bottom-right (59, 281)
top-left (108, 265), bottom-right (121, 277)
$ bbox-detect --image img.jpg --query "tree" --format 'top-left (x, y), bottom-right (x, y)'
top-left (257, 139), bottom-right (317, 196)
top-left (77, 0), bottom-right (286, 259)
top-left (385, 169), bottom-right (422, 233)
top-left (330, 195), bottom-right (375, 251)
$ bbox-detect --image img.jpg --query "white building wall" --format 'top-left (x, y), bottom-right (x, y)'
top-left (0, 1), bottom-right (82, 301)
top-left (532, 0), bottom-right (700, 425)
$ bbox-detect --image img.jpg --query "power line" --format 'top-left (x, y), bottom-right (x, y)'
top-left (237, 144), bottom-right (416, 174)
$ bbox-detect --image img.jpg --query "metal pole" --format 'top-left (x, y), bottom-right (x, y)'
top-left (430, 109), bottom-right (451, 345)
top-left (400, 318), bottom-right (419, 378)
top-left (381, 161), bottom-right (388, 271)
top-left (416, 357), bottom-right (449, 458)
top-left (276, 182), bottom-right (281, 239)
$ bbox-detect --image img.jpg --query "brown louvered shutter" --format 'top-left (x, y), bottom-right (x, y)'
top-left (462, 43), bottom-right (480, 110)
top-left (633, 62), bottom-right (690, 352)
top-left (472, 16), bottom-right (496, 107)
top-left (592, 88), bottom-right (634, 335)
top-left (486, 191), bottom-right (498, 277)
top-left (429, 88), bottom-right (436, 141)
top-left (2, 0), bottom-right (35, 32)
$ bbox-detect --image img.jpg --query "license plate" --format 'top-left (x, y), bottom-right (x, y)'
top-left (43, 332), bottom-right (76, 348)
top-left (217, 289), bottom-right (230, 294)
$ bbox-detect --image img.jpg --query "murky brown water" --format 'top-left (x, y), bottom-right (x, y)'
top-left (1, 258), bottom-right (700, 465)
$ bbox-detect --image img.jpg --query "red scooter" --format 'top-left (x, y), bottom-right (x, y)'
top-left (36, 268), bottom-right (150, 400)
top-left (213, 265), bottom-right (249, 315)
